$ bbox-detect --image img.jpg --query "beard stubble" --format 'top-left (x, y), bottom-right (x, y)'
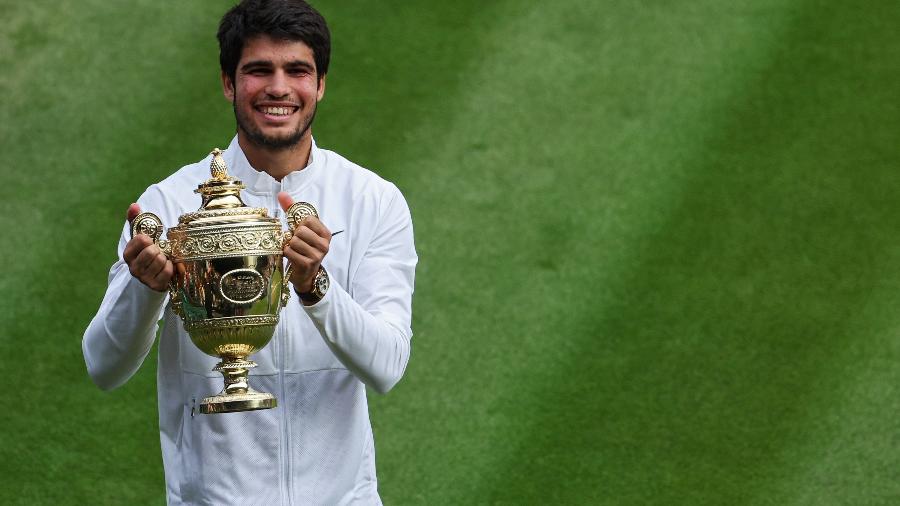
top-left (233, 98), bottom-right (317, 151)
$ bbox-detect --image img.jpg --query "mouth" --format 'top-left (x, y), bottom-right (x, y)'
top-left (255, 104), bottom-right (299, 119)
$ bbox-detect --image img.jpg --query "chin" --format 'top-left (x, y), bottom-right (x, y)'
top-left (244, 127), bottom-right (308, 150)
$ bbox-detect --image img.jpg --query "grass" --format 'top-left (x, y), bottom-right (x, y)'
top-left (1, 0), bottom-right (899, 504)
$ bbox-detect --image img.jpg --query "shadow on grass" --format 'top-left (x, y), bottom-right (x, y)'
top-left (473, 1), bottom-right (900, 504)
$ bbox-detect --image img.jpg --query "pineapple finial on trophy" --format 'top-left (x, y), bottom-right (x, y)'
top-left (195, 148), bottom-right (246, 209)
top-left (210, 148), bottom-right (228, 180)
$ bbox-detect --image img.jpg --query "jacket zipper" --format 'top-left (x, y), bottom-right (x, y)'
top-left (275, 193), bottom-right (292, 505)
top-left (277, 314), bottom-right (290, 504)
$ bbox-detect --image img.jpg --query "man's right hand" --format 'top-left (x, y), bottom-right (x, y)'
top-left (124, 203), bottom-right (174, 292)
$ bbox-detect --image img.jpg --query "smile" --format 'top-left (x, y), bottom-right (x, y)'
top-left (256, 105), bottom-right (298, 116)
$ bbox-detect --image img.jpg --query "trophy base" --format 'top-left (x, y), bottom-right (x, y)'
top-left (200, 391), bottom-right (277, 414)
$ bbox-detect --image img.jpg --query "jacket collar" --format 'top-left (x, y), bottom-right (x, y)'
top-left (221, 135), bottom-right (322, 195)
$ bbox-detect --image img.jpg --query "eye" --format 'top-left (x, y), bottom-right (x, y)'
top-left (286, 65), bottom-right (314, 77)
top-left (242, 66), bottom-right (271, 76)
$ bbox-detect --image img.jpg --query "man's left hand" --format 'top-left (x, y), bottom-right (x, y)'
top-left (278, 192), bottom-right (331, 293)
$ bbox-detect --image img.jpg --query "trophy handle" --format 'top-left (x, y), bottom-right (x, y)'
top-left (281, 202), bottom-right (319, 308)
top-left (130, 212), bottom-right (171, 254)
top-left (131, 212), bottom-right (180, 313)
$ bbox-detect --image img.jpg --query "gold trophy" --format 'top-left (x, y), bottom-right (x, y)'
top-left (131, 148), bottom-right (316, 414)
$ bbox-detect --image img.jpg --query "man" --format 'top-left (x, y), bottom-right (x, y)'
top-left (82, 1), bottom-right (417, 504)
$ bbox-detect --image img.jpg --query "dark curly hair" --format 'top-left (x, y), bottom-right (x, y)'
top-left (218, 0), bottom-right (331, 84)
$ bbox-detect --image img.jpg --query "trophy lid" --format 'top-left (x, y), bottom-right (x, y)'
top-left (177, 148), bottom-right (276, 227)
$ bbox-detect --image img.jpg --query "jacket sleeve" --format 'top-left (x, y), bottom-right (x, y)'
top-left (302, 185), bottom-right (417, 394)
top-left (82, 200), bottom-right (169, 391)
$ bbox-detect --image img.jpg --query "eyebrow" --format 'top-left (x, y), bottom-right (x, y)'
top-left (286, 61), bottom-right (315, 71)
top-left (240, 59), bottom-right (315, 72)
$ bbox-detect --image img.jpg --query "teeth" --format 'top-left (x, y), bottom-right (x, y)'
top-left (262, 106), bottom-right (291, 116)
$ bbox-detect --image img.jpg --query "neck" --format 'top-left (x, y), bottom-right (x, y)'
top-left (237, 132), bottom-right (313, 181)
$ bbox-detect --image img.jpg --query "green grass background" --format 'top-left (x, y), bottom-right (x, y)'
top-left (2, 0), bottom-right (899, 504)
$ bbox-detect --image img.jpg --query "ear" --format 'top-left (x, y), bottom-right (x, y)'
top-left (221, 71), bottom-right (235, 102)
top-left (316, 74), bottom-right (327, 102)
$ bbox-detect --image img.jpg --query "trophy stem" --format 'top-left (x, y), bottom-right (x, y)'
top-left (199, 358), bottom-right (277, 414)
top-left (218, 358), bottom-right (255, 395)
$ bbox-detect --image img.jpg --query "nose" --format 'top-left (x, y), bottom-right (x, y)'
top-left (265, 70), bottom-right (290, 98)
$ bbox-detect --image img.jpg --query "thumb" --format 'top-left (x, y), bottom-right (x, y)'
top-left (127, 203), bottom-right (142, 224)
top-left (277, 192), bottom-right (294, 213)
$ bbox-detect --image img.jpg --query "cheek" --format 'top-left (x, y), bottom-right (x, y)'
top-left (295, 77), bottom-right (319, 95)
top-left (303, 83), bottom-right (322, 101)
top-left (235, 79), bottom-right (263, 103)
top-left (237, 84), bottom-right (254, 99)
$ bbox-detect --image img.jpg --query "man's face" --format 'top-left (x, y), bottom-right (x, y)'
top-left (222, 35), bottom-right (326, 150)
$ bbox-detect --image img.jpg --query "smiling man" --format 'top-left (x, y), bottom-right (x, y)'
top-left (82, 1), bottom-right (417, 504)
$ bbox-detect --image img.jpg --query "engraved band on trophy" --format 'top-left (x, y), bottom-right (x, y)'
top-left (131, 148), bottom-right (317, 414)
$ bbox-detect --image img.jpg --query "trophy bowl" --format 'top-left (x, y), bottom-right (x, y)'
top-left (131, 148), bottom-right (317, 414)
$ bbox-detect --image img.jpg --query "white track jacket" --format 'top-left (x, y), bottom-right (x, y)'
top-left (83, 137), bottom-right (417, 505)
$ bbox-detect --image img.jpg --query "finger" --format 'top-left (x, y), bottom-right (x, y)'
top-left (290, 233), bottom-right (327, 259)
top-left (126, 203), bottom-right (142, 224)
top-left (298, 216), bottom-right (331, 239)
top-left (133, 254), bottom-right (156, 279)
top-left (134, 244), bottom-right (162, 274)
top-left (284, 240), bottom-right (321, 270)
top-left (283, 240), bottom-right (316, 264)
top-left (152, 261), bottom-right (174, 287)
top-left (146, 251), bottom-right (168, 279)
top-left (124, 235), bottom-right (153, 263)
top-left (277, 192), bottom-right (294, 212)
